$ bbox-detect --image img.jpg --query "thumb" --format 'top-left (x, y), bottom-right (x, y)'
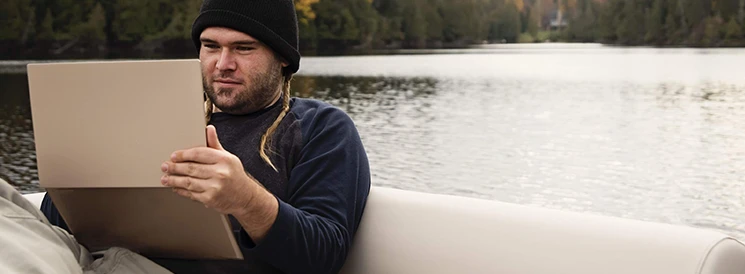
top-left (206, 125), bottom-right (224, 150)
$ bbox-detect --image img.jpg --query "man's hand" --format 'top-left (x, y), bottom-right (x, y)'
top-left (160, 125), bottom-right (255, 216)
top-left (160, 125), bottom-right (279, 242)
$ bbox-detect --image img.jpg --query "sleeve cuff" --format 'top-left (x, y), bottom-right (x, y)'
top-left (239, 196), bottom-right (295, 256)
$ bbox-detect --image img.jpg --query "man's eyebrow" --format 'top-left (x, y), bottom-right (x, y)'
top-left (231, 40), bottom-right (257, 46)
top-left (199, 38), bottom-right (257, 46)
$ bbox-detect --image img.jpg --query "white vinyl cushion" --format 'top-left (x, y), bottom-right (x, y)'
top-left (340, 187), bottom-right (745, 274)
top-left (24, 192), bottom-right (45, 209)
top-left (25, 188), bottom-right (745, 273)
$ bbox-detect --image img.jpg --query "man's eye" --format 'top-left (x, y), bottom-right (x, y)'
top-left (204, 44), bottom-right (219, 49)
top-left (236, 46), bottom-right (254, 52)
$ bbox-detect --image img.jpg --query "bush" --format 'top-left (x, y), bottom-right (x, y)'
top-left (518, 33), bottom-right (535, 43)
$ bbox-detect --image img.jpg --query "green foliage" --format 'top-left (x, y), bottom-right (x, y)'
top-left (74, 3), bottom-right (106, 42)
top-left (644, 0), bottom-right (665, 44)
top-left (525, 5), bottom-right (540, 36)
top-left (566, 0), bottom-right (597, 42)
top-left (5, 0), bottom-right (745, 58)
top-left (112, 0), bottom-right (176, 41)
top-left (0, 0), bottom-right (33, 40)
top-left (489, 1), bottom-right (521, 43)
top-left (37, 9), bottom-right (55, 41)
top-left (565, 0), bottom-right (745, 47)
top-left (518, 32), bottom-right (534, 43)
top-left (732, 16), bottom-right (745, 39)
top-left (701, 16), bottom-right (722, 46)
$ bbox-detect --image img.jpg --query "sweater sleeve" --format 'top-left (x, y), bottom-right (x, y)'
top-left (242, 104), bottom-right (371, 274)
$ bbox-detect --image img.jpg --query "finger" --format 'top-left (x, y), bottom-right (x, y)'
top-left (170, 147), bottom-right (222, 164)
top-left (206, 125), bottom-right (224, 151)
top-left (162, 161), bottom-right (211, 179)
top-left (161, 174), bottom-right (206, 193)
top-left (189, 191), bottom-right (214, 209)
top-left (172, 187), bottom-right (198, 202)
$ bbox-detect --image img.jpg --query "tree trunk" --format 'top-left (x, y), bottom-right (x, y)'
top-left (19, 8), bottom-right (35, 46)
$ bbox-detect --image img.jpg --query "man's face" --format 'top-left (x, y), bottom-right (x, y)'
top-left (199, 27), bottom-right (288, 114)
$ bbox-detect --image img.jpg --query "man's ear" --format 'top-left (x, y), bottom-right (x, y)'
top-left (275, 53), bottom-right (289, 68)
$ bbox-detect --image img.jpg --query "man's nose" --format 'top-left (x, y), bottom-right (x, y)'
top-left (216, 49), bottom-right (237, 71)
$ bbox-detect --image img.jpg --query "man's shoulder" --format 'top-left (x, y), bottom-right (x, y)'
top-left (289, 97), bottom-right (356, 137)
top-left (289, 97), bottom-right (335, 113)
top-left (289, 97), bottom-right (352, 123)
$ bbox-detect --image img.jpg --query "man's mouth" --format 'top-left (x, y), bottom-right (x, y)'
top-left (214, 78), bottom-right (243, 85)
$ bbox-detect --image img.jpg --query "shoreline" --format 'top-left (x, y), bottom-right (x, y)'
top-left (2, 43), bottom-right (744, 74)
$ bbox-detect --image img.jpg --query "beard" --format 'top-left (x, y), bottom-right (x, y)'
top-left (203, 61), bottom-right (283, 115)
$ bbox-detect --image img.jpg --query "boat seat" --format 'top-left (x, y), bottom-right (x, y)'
top-left (340, 187), bottom-right (745, 274)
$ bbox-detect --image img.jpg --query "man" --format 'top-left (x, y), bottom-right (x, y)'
top-left (40, 0), bottom-right (371, 273)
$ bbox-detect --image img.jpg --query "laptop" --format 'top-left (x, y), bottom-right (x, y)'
top-left (26, 60), bottom-right (243, 260)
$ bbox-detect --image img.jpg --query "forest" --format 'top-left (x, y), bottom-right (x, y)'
top-left (1, 0), bottom-right (743, 59)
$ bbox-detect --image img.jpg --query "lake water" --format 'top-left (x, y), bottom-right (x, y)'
top-left (2, 43), bottom-right (745, 238)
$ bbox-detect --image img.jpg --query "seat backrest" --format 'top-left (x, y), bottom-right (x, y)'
top-left (340, 187), bottom-right (745, 274)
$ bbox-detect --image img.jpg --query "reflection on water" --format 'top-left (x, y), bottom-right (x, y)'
top-left (293, 74), bottom-right (745, 240)
top-left (2, 46), bottom-right (745, 239)
top-left (0, 74), bottom-right (38, 193)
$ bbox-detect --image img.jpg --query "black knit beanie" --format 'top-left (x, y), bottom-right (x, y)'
top-left (191, 0), bottom-right (301, 74)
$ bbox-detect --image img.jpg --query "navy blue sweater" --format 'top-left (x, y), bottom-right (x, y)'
top-left (41, 98), bottom-right (371, 274)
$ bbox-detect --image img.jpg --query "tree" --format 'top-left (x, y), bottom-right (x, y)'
top-left (423, 0), bottom-right (444, 41)
top-left (145, 0), bottom-right (202, 41)
top-left (567, 0), bottom-right (597, 42)
top-left (702, 16), bottom-right (722, 46)
top-left (314, 1), bottom-right (360, 44)
top-left (296, 0), bottom-right (320, 26)
top-left (372, 0), bottom-right (404, 42)
top-left (645, 0), bottom-right (665, 44)
top-left (682, 0), bottom-right (712, 30)
top-left (74, 2), bottom-right (106, 42)
top-left (596, 0), bottom-right (621, 42)
top-left (526, 5), bottom-right (541, 37)
top-left (724, 17), bottom-right (743, 39)
top-left (664, 0), bottom-right (686, 44)
top-left (296, 0), bottom-right (320, 43)
top-left (111, 0), bottom-right (176, 41)
top-left (403, 0), bottom-right (427, 47)
top-left (715, 0), bottom-right (740, 21)
top-left (616, 0), bottom-right (645, 45)
top-left (490, 1), bottom-right (521, 43)
top-left (0, 0), bottom-right (34, 41)
top-left (37, 9), bottom-right (55, 41)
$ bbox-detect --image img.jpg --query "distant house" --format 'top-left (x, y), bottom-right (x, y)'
top-left (548, 10), bottom-right (567, 30)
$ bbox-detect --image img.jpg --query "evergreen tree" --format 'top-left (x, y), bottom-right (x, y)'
top-left (702, 16), bottom-right (722, 46)
top-left (645, 0), bottom-right (665, 44)
top-left (682, 0), bottom-right (711, 30)
top-left (74, 2), bottom-right (106, 42)
top-left (403, 0), bottom-right (427, 47)
top-left (424, 0), bottom-right (444, 41)
top-left (715, 0), bottom-right (739, 21)
top-left (616, 0), bottom-right (645, 45)
top-left (0, 0), bottom-right (34, 40)
top-left (38, 9), bottom-right (55, 41)
top-left (724, 17), bottom-right (743, 39)
top-left (526, 5), bottom-right (541, 36)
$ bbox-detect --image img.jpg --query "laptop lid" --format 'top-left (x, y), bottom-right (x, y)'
top-left (27, 59), bottom-right (206, 188)
top-left (26, 60), bottom-right (243, 260)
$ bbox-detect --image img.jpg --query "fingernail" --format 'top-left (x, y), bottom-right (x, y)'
top-left (161, 175), bottom-right (168, 185)
top-left (161, 163), bottom-right (168, 172)
top-left (170, 153), bottom-right (177, 161)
